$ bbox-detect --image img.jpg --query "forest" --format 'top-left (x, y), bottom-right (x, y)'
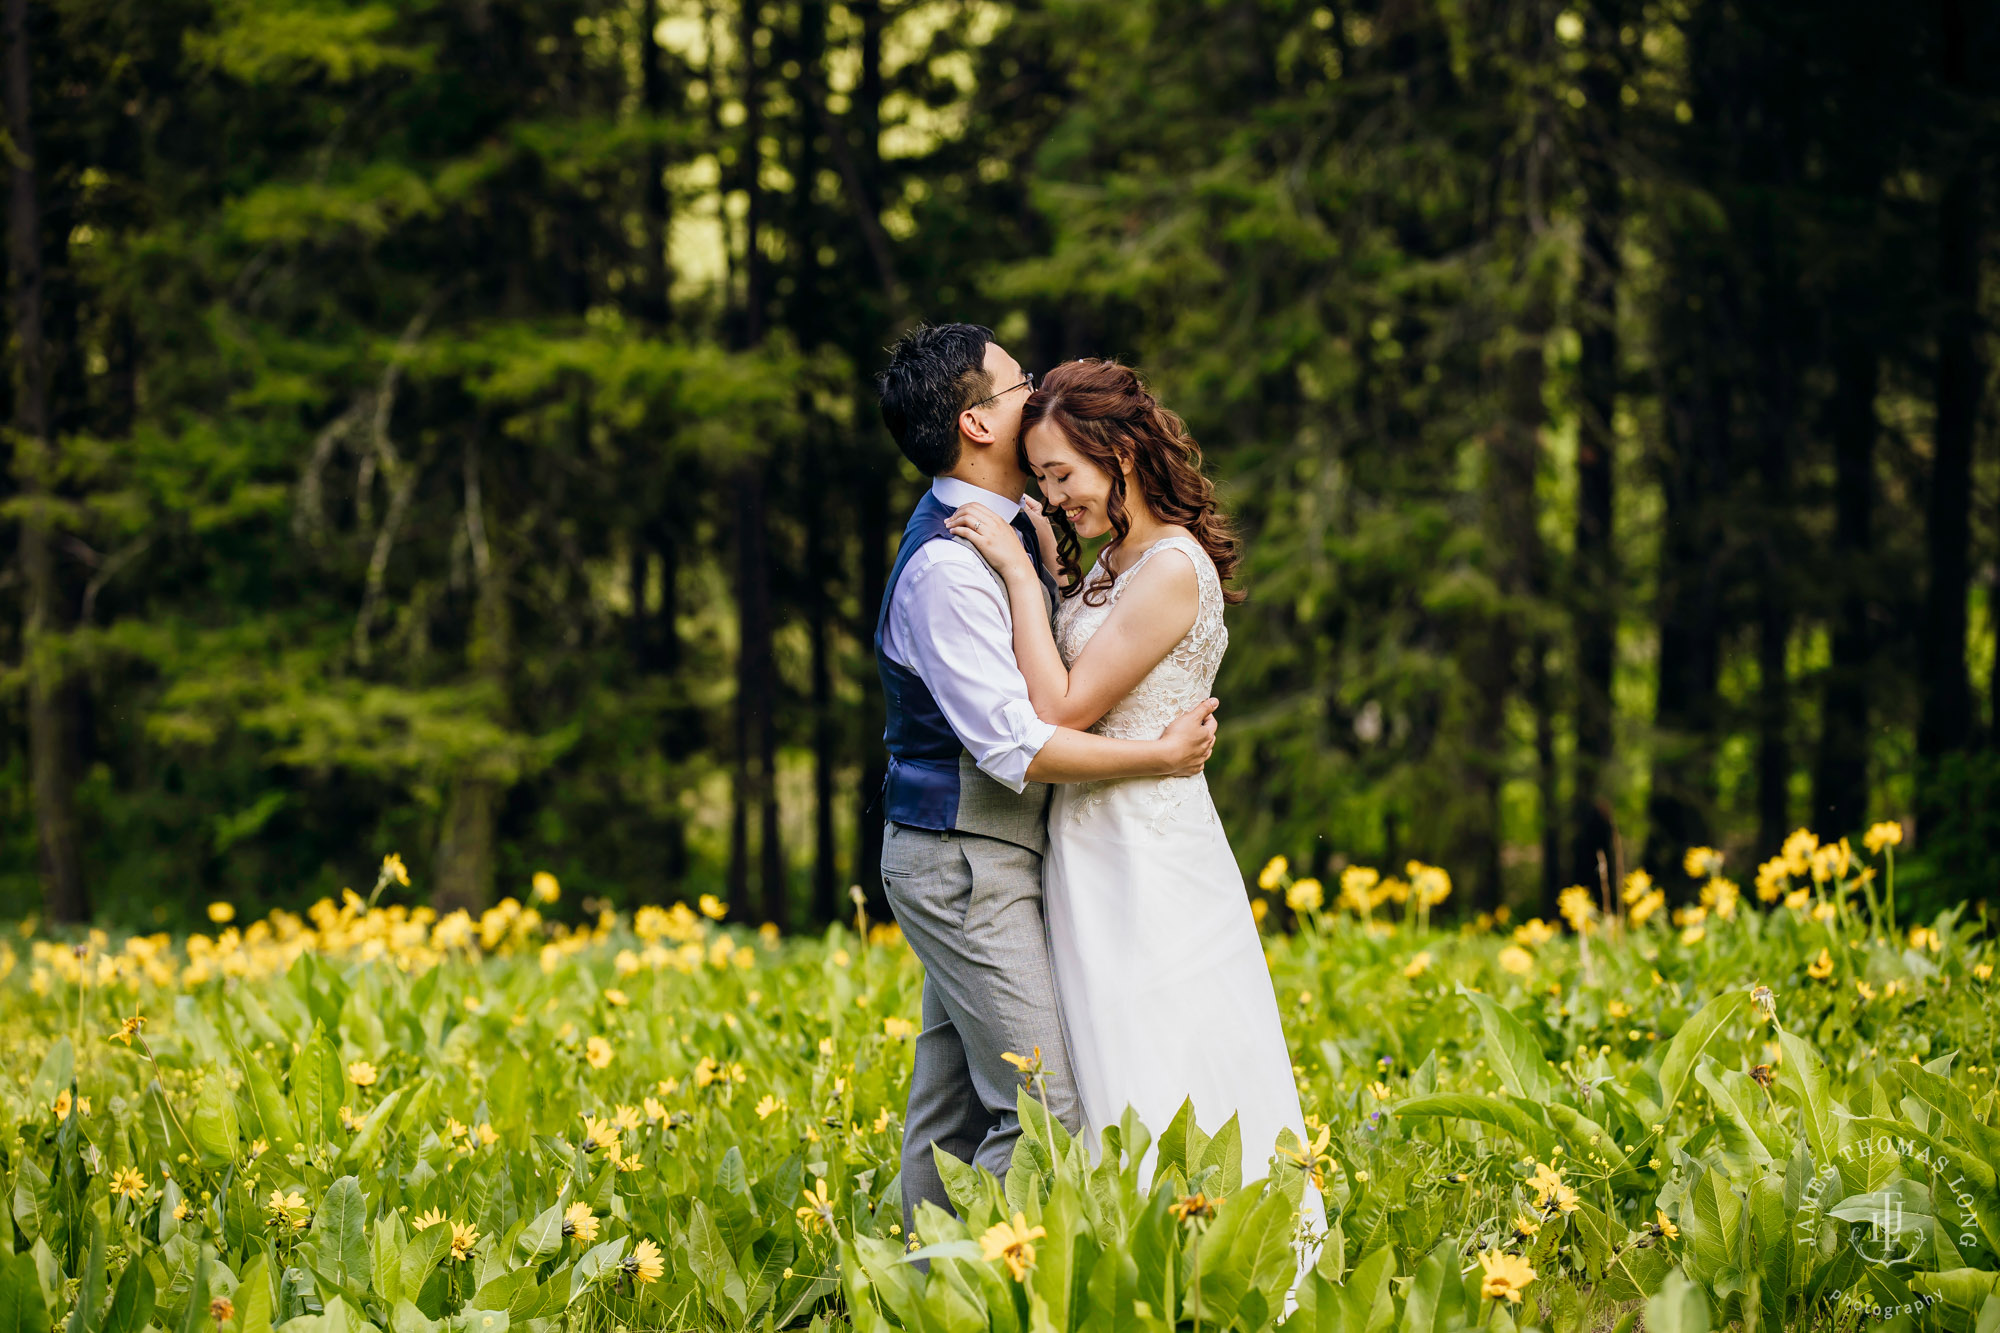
top-left (2, 0), bottom-right (1996, 931)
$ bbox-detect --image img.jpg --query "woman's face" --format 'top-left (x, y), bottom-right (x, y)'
top-left (1025, 419), bottom-right (1118, 540)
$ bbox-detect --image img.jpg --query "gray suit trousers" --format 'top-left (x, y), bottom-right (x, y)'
top-left (880, 820), bottom-right (1081, 1241)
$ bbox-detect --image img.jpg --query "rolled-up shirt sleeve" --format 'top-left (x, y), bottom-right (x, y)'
top-left (883, 543), bottom-right (1057, 792)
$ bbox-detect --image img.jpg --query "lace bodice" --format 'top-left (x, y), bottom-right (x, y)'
top-left (1054, 534), bottom-right (1227, 740)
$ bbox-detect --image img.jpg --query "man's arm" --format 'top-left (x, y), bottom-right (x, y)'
top-left (1026, 699), bottom-right (1218, 783)
top-left (891, 546), bottom-right (1211, 786)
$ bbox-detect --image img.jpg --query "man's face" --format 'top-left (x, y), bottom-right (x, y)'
top-left (967, 341), bottom-right (1032, 456)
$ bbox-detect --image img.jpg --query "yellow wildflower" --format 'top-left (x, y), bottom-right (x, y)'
top-left (797, 1178), bottom-right (835, 1232)
top-left (1683, 846), bottom-right (1724, 880)
top-left (628, 1238), bottom-right (664, 1284)
top-left (1403, 951), bottom-right (1432, 978)
top-left (1655, 1209), bottom-right (1680, 1240)
top-left (1754, 857), bottom-right (1787, 902)
top-left (206, 902), bottom-right (235, 924)
top-left (1512, 918), bottom-right (1557, 947)
top-left (1340, 866), bottom-right (1379, 912)
top-left (1558, 886), bottom-right (1596, 933)
top-left (531, 871), bottom-right (561, 903)
top-left (1701, 877), bottom-right (1740, 920)
top-left (603, 988), bottom-right (628, 1007)
top-left (412, 1207), bottom-right (447, 1231)
top-left (1258, 856), bottom-right (1289, 890)
top-left (347, 1061), bottom-right (378, 1087)
top-left (1479, 1251), bottom-right (1536, 1304)
top-left (1498, 946), bottom-right (1534, 975)
top-left (698, 894), bottom-right (727, 920)
top-left (979, 1212), bottom-right (1047, 1282)
top-left (1975, 962), bottom-right (1992, 981)
top-left (755, 1095), bottom-right (784, 1120)
top-left (585, 1036), bottom-right (614, 1069)
top-left (883, 1017), bottom-right (917, 1041)
top-left (448, 1221), bottom-right (479, 1262)
top-left (1511, 1213), bottom-right (1540, 1238)
top-left (1620, 868), bottom-right (1654, 904)
top-left (1781, 828), bottom-right (1819, 876)
top-left (1909, 926), bottom-right (1942, 952)
top-left (1863, 821), bottom-right (1904, 855)
top-left (563, 1203), bottom-right (598, 1243)
top-left (1630, 889), bottom-right (1666, 926)
top-left (382, 853), bottom-right (410, 886)
top-left (108, 1014), bottom-right (146, 1046)
top-left (109, 1167), bottom-right (147, 1201)
top-left (1286, 878), bottom-right (1324, 912)
top-left (1807, 948), bottom-right (1834, 980)
top-left (1407, 861), bottom-right (1452, 908)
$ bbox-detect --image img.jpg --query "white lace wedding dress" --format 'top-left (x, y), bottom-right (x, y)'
top-left (1044, 535), bottom-right (1320, 1229)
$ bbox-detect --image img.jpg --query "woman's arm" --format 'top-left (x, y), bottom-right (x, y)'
top-left (946, 504), bottom-right (1199, 731)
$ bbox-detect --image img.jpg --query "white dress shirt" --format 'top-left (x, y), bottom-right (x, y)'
top-left (881, 476), bottom-right (1057, 792)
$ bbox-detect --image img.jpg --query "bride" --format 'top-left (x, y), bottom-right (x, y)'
top-left (943, 358), bottom-right (1319, 1230)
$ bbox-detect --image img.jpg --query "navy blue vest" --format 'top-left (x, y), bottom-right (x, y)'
top-left (874, 492), bottom-right (1051, 831)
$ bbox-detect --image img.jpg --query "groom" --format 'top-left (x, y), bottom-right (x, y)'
top-left (872, 322), bottom-right (1220, 1240)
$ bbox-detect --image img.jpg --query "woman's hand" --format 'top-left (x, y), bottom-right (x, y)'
top-left (945, 502), bottom-right (1034, 581)
top-left (1020, 495), bottom-right (1064, 575)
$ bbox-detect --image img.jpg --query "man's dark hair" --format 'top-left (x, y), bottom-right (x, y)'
top-left (875, 322), bottom-right (994, 476)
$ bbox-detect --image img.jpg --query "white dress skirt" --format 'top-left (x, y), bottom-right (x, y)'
top-left (1041, 536), bottom-right (1322, 1247)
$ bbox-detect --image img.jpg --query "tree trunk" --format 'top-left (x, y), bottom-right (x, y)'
top-left (1813, 333), bottom-right (1876, 836)
top-left (434, 441), bottom-right (511, 914)
top-left (850, 0), bottom-right (892, 913)
top-left (638, 0), bottom-right (674, 327)
top-left (1921, 0), bottom-right (1982, 806)
top-left (7, 0), bottom-right (86, 925)
top-left (1568, 1), bottom-right (1623, 891)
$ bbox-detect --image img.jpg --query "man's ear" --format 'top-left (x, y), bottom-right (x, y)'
top-left (959, 406), bottom-right (996, 446)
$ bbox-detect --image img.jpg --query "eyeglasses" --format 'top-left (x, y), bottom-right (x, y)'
top-left (968, 370), bottom-right (1035, 409)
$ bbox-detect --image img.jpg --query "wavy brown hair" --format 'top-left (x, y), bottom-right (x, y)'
top-left (1019, 359), bottom-right (1244, 607)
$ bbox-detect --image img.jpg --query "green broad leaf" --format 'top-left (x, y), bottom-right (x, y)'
top-left (1912, 1270), bottom-right (2000, 1312)
top-left (0, 1249), bottom-right (52, 1333)
top-left (1454, 985), bottom-right (1556, 1103)
top-left (28, 1040), bottom-right (73, 1114)
top-left (513, 1203), bottom-right (563, 1265)
top-left (1775, 1028), bottom-right (1845, 1175)
top-left (1156, 1099), bottom-right (1209, 1184)
top-left (1393, 1094), bottom-right (1557, 1157)
top-left (485, 1054), bottom-right (530, 1131)
top-left (287, 1027), bottom-right (342, 1148)
top-left (1655, 991), bottom-right (1748, 1122)
top-left (1198, 1114), bottom-right (1244, 1197)
top-left (390, 1300), bottom-right (440, 1333)
top-left (898, 1240), bottom-right (984, 1265)
top-left (1029, 1178), bottom-right (1093, 1332)
top-left (309, 1178), bottom-right (370, 1293)
top-left (681, 1199), bottom-right (746, 1320)
top-left (1343, 1244), bottom-right (1397, 1333)
top-left (457, 1309), bottom-right (508, 1333)
top-left (565, 1238), bottom-right (624, 1307)
top-left (933, 1148), bottom-right (997, 1219)
top-left (373, 1212), bottom-right (406, 1305)
top-left (1645, 1271), bottom-right (1710, 1333)
top-left (468, 1270), bottom-right (531, 1313)
top-left (1694, 1062), bottom-right (1775, 1168)
top-left (340, 1086), bottom-right (406, 1165)
top-left (1543, 1103), bottom-right (1634, 1178)
top-left (1400, 1232), bottom-right (1464, 1328)
top-left (401, 1223), bottom-right (452, 1300)
top-left (11, 1158), bottom-right (57, 1249)
top-left (190, 1074), bottom-right (241, 1164)
top-left (74, 1210), bottom-right (108, 1333)
top-left (234, 1254), bottom-right (275, 1333)
top-left (101, 1261), bottom-right (154, 1333)
top-left (176, 1252), bottom-right (210, 1333)
top-left (238, 1050), bottom-right (300, 1152)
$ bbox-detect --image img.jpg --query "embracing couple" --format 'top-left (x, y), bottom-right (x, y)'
top-left (871, 322), bottom-right (1318, 1245)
